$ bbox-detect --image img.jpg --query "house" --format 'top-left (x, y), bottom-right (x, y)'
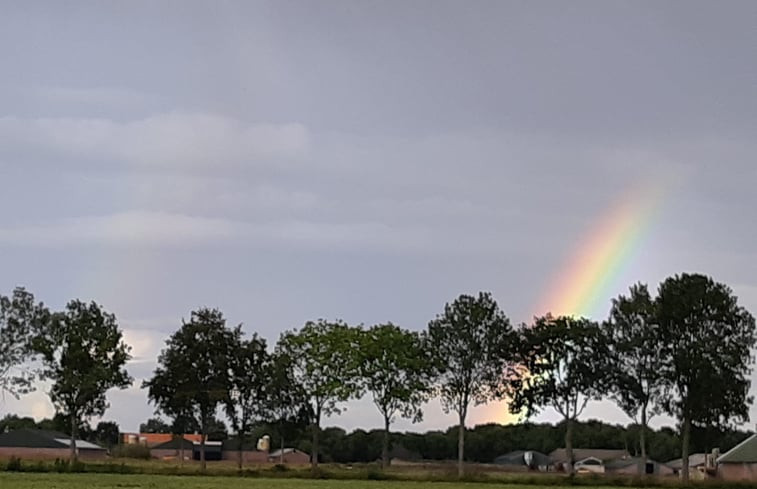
top-left (268, 448), bottom-right (310, 464)
top-left (605, 457), bottom-right (674, 476)
top-left (0, 429), bottom-right (107, 460)
top-left (549, 448), bottom-right (630, 473)
top-left (667, 453), bottom-right (709, 480)
top-left (717, 433), bottom-right (757, 481)
top-left (493, 450), bottom-right (552, 471)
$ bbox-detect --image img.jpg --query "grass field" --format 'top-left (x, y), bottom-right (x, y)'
top-left (0, 472), bottom-right (648, 489)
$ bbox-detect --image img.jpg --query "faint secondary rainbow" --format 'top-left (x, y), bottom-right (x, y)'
top-left (535, 182), bottom-right (665, 320)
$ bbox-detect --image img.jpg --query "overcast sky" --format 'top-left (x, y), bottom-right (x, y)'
top-left (1, 0), bottom-right (756, 434)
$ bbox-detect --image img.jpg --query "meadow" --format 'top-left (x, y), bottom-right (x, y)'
top-left (0, 472), bottom-right (650, 489)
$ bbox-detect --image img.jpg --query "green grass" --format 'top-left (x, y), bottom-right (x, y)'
top-left (0, 472), bottom-right (649, 489)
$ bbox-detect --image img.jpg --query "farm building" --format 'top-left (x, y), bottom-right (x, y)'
top-left (604, 457), bottom-right (674, 476)
top-left (150, 437), bottom-right (223, 461)
top-left (220, 439), bottom-right (268, 464)
top-left (121, 432), bottom-right (203, 447)
top-left (549, 448), bottom-right (630, 473)
top-left (717, 433), bottom-right (757, 481)
top-left (667, 453), bottom-right (709, 480)
top-left (268, 448), bottom-right (310, 464)
top-left (0, 429), bottom-right (107, 460)
top-left (493, 450), bottom-right (552, 471)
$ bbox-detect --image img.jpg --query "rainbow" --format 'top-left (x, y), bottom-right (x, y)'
top-left (534, 182), bottom-right (665, 320)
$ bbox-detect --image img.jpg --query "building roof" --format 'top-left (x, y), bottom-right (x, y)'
top-left (123, 433), bottom-right (204, 446)
top-left (0, 429), bottom-right (105, 450)
top-left (605, 457), bottom-right (665, 470)
top-left (494, 450), bottom-right (551, 466)
top-left (667, 453), bottom-right (707, 469)
top-left (152, 437), bottom-right (194, 450)
top-left (549, 448), bottom-right (629, 463)
top-left (718, 434), bottom-right (757, 464)
top-left (269, 448), bottom-right (307, 458)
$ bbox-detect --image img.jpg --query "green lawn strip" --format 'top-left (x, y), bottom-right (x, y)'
top-left (0, 473), bottom-right (645, 489)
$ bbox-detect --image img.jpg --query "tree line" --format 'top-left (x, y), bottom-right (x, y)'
top-left (1, 272), bottom-right (755, 481)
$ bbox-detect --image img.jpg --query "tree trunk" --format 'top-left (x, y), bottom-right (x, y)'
top-left (639, 406), bottom-right (648, 476)
top-left (457, 413), bottom-right (465, 478)
top-left (382, 415), bottom-right (391, 469)
top-left (200, 423), bottom-right (207, 472)
top-left (179, 434), bottom-right (184, 467)
top-left (681, 415), bottom-right (691, 483)
top-left (237, 435), bottom-right (243, 470)
top-left (565, 417), bottom-right (574, 476)
top-left (69, 414), bottom-right (77, 463)
top-left (311, 407), bottom-right (321, 469)
top-left (280, 434), bottom-right (285, 464)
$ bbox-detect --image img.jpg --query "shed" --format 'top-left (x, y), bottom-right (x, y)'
top-left (0, 429), bottom-right (107, 460)
top-left (717, 434), bottom-right (757, 481)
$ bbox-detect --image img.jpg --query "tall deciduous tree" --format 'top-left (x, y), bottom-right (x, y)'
top-left (358, 323), bottom-right (435, 468)
top-left (34, 300), bottom-right (132, 462)
top-left (225, 328), bottom-right (269, 469)
top-left (265, 350), bottom-right (312, 463)
top-left (94, 421), bottom-right (120, 449)
top-left (510, 315), bottom-right (608, 475)
top-left (427, 292), bottom-right (518, 478)
top-left (276, 320), bottom-right (361, 469)
top-left (143, 308), bottom-right (234, 471)
top-left (604, 284), bottom-right (667, 471)
top-left (656, 273), bottom-right (756, 482)
top-left (0, 287), bottom-right (48, 402)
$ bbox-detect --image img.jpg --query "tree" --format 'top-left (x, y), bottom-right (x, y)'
top-left (276, 320), bottom-right (362, 468)
top-left (603, 283), bottom-right (668, 471)
top-left (510, 315), bottom-right (608, 475)
top-left (0, 287), bottom-right (48, 402)
top-left (143, 308), bottom-right (234, 471)
top-left (265, 350), bottom-right (312, 463)
top-left (94, 421), bottom-right (120, 448)
top-left (225, 328), bottom-right (269, 469)
top-left (34, 300), bottom-right (132, 462)
top-left (427, 292), bottom-right (519, 477)
top-left (357, 323), bottom-right (435, 468)
top-left (656, 273), bottom-right (756, 482)
top-left (140, 417), bottom-right (171, 433)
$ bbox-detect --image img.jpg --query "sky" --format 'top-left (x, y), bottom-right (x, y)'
top-left (1, 0), bottom-right (756, 434)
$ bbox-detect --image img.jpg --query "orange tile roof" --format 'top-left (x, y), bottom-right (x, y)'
top-left (122, 433), bottom-right (204, 446)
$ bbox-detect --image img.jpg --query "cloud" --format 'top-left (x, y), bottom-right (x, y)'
top-left (0, 210), bottom-right (433, 252)
top-left (0, 112), bottom-right (310, 170)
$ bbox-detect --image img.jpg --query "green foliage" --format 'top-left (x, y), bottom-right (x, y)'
top-left (657, 273), bottom-right (757, 428)
top-left (510, 315), bottom-right (608, 474)
top-left (603, 283), bottom-right (667, 458)
top-left (0, 287), bottom-right (49, 399)
top-left (33, 300), bottom-right (132, 461)
top-left (656, 273), bottom-right (757, 480)
top-left (93, 421), bottom-right (120, 448)
top-left (357, 323), bottom-right (435, 467)
top-left (224, 327), bottom-right (269, 466)
top-left (6, 456), bottom-right (22, 472)
top-left (143, 308), bottom-right (235, 467)
top-left (428, 292), bottom-right (518, 475)
top-left (265, 350), bottom-right (313, 458)
top-left (140, 417), bottom-right (171, 433)
top-left (511, 316), bottom-right (608, 419)
top-left (110, 443), bottom-right (152, 459)
top-left (276, 319), bottom-right (362, 466)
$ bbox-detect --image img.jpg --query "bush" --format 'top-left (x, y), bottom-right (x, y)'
top-left (6, 456), bottom-right (22, 472)
top-left (110, 444), bottom-right (152, 460)
top-left (271, 463), bottom-right (289, 472)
